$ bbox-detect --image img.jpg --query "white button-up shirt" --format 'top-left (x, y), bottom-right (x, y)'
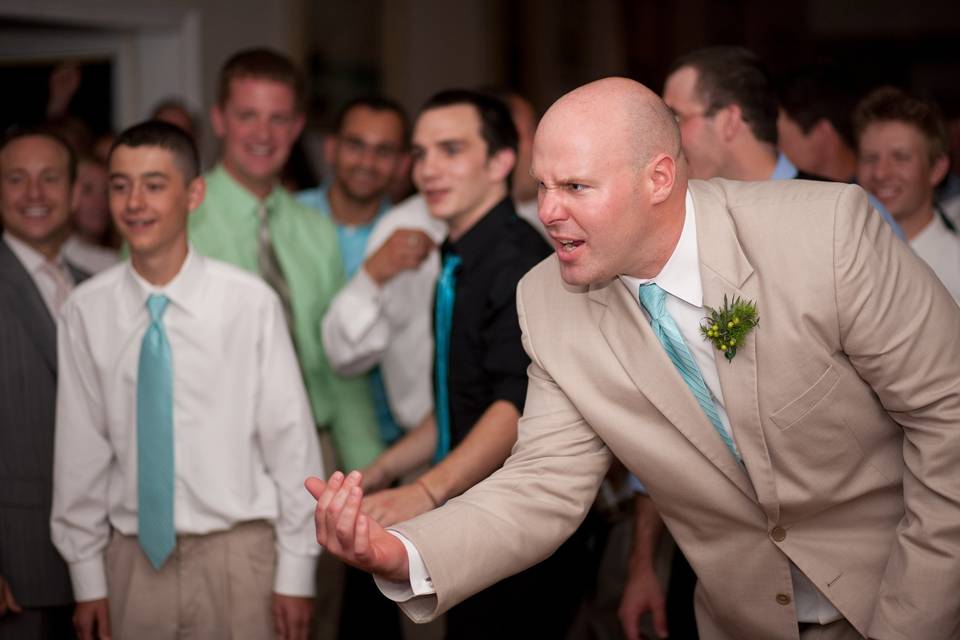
top-left (51, 250), bottom-right (324, 601)
top-left (3, 232), bottom-right (75, 316)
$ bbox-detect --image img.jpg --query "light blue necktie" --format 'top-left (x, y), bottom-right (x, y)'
top-left (638, 283), bottom-right (741, 462)
top-left (433, 253), bottom-right (461, 463)
top-left (137, 293), bottom-right (176, 569)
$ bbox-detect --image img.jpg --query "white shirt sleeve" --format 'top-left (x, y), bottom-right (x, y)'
top-left (321, 266), bottom-right (391, 376)
top-left (50, 301), bottom-right (113, 602)
top-left (255, 292), bottom-right (324, 596)
top-left (373, 531), bottom-right (436, 601)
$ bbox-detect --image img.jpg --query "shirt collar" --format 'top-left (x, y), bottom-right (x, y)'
top-left (441, 197), bottom-right (516, 271)
top-left (770, 152), bottom-right (798, 180)
top-left (2, 231), bottom-right (64, 274)
top-left (121, 246), bottom-right (206, 319)
top-left (302, 184), bottom-right (392, 229)
top-left (619, 189), bottom-right (703, 308)
top-left (208, 163), bottom-right (285, 217)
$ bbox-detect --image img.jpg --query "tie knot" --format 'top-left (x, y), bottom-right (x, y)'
top-left (441, 253), bottom-right (462, 279)
top-left (146, 294), bottom-right (169, 322)
top-left (638, 283), bottom-right (667, 320)
top-left (257, 203), bottom-right (270, 221)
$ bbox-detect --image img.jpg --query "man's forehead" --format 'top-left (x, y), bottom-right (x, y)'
top-left (225, 76), bottom-right (297, 107)
top-left (413, 104), bottom-right (481, 143)
top-left (110, 145), bottom-right (178, 173)
top-left (341, 107), bottom-right (404, 140)
top-left (663, 66), bottom-right (701, 105)
top-left (0, 135), bottom-right (70, 169)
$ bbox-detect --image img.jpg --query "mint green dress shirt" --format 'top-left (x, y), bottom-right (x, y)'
top-left (188, 165), bottom-right (383, 470)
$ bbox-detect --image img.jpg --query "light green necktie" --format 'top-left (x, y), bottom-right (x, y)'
top-left (137, 293), bottom-right (176, 569)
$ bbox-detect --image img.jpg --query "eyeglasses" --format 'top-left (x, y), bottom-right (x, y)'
top-left (340, 136), bottom-right (403, 160)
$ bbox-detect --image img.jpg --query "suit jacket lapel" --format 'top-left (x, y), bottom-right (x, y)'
top-left (589, 279), bottom-right (757, 502)
top-left (691, 181), bottom-right (779, 522)
top-left (0, 241), bottom-right (57, 373)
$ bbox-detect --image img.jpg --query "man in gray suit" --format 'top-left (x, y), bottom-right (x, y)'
top-left (0, 127), bottom-right (83, 639)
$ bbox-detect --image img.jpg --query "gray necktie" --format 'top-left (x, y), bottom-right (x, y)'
top-left (256, 203), bottom-right (294, 329)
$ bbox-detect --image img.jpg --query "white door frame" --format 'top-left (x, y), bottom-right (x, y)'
top-left (0, 2), bottom-right (202, 130)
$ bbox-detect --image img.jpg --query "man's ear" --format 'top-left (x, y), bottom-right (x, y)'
top-left (186, 176), bottom-right (206, 213)
top-left (718, 104), bottom-right (742, 141)
top-left (487, 147), bottom-right (517, 183)
top-left (210, 104), bottom-right (225, 138)
top-left (812, 118), bottom-right (835, 142)
top-left (930, 153), bottom-right (950, 187)
top-left (648, 153), bottom-right (677, 205)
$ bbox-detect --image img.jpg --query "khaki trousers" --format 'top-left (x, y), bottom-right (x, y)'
top-left (106, 521), bottom-right (275, 640)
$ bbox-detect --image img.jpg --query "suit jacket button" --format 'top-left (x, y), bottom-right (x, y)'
top-left (771, 526), bottom-right (787, 542)
top-left (776, 593), bottom-right (791, 606)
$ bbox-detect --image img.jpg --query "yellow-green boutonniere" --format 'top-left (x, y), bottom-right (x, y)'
top-left (700, 295), bottom-right (759, 362)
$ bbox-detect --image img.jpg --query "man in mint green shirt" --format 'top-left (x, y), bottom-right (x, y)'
top-left (188, 48), bottom-right (382, 471)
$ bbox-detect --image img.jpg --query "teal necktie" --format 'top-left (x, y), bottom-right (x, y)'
top-left (638, 283), bottom-right (741, 462)
top-left (433, 253), bottom-right (461, 463)
top-left (137, 293), bottom-right (176, 569)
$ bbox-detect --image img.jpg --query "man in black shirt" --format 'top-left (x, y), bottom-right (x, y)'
top-left (358, 90), bottom-right (590, 638)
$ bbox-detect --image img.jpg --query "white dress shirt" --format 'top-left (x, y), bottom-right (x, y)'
top-left (378, 191), bottom-right (842, 625)
top-left (61, 235), bottom-right (119, 275)
top-left (910, 213), bottom-right (960, 303)
top-left (51, 250), bottom-right (324, 601)
top-left (321, 194), bottom-right (446, 429)
top-left (322, 194), bottom-right (550, 431)
top-left (3, 232), bottom-right (75, 317)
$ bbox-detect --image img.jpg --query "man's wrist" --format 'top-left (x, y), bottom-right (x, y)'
top-left (363, 259), bottom-right (388, 286)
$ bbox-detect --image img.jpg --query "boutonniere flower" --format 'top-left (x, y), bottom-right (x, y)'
top-left (700, 295), bottom-right (759, 362)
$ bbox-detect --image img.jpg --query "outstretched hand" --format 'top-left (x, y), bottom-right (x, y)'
top-left (305, 471), bottom-right (410, 582)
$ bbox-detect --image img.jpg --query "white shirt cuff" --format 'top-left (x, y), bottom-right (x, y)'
top-left (68, 556), bottom-right (108, 602)
top-left (273, 549), bottom-right (320, 597)
top-left (374, 530), bottom-right (435, 602)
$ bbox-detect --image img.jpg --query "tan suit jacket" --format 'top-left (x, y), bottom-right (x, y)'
top-left (393, 179), bottom-right (960, 640)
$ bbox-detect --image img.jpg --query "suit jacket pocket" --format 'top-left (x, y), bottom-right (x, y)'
top-left (770, 364), bottom-right (840, 430)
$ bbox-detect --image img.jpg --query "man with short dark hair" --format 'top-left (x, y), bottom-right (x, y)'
top-left (0, 125), bottom-right (83, 640)
top-left (856, 86), bottom-right (960, 301)
top-left (187, 48), bottom-right (383, 473)
top-left (52, 120), bottom-right (323, 640)
top-left (663, 46), bottom-right (791, 181)
top-left (355, 89), bottom-right (590, 639)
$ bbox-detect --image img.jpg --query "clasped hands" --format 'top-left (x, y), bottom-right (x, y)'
top-left (305, 470), bottom-right (411, 583)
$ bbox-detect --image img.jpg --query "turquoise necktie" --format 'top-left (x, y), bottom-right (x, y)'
top-left (638, 283), bottom-right (741, 462)
top-left (433, 253), bottom-right (461, 463)
top-left (137, 293), bottom-right (176, 569)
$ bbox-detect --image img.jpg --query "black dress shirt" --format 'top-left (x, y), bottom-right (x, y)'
top-left (437, 197), bottom-right (550, 449)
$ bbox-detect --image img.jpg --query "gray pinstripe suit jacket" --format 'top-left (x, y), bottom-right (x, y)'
top-left (0, 240), bottom-right (84, 607)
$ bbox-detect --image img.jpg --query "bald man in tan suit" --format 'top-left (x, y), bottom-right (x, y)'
top-left (307, 78), bottom-right (960, 640)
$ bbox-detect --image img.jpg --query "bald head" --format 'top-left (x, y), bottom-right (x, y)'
top-left (539, 77), bottom-right (681, 169)
top-left (533, 78), bottom-right (689, 285)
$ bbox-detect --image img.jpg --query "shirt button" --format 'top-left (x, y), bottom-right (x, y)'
top-left (776, 593), bottom-right (791, 606)
top-left (770, 526), bottom-right (787, 542)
